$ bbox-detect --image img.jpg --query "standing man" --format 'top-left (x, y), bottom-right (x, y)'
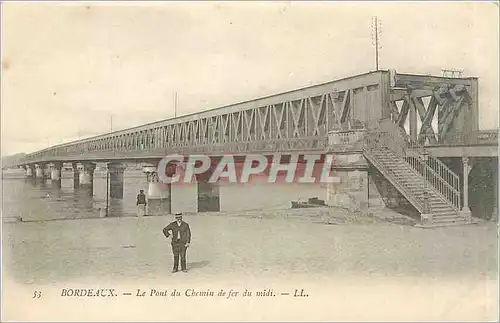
top-left (136, 189), bottom-right (147, 217)
top-left (163, 213), bottom-right (191, 273)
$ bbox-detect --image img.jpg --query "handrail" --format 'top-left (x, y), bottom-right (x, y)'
top-left (367, 119), bottom-right (461, 212)
top-left (17, 136), bottom-right (329, 164)
top-left (404, 156), bottom-right (460, 211)
top-left (406, 134), bottom-right (461, 211)
top-left (369, 120), bottom-right (407, 158)
top-left (327, 129), bottom-right (365, 153)
top-left (408, 131), bottom-right (498, 147)
top-left (363, 132), bottom-right (425, 212)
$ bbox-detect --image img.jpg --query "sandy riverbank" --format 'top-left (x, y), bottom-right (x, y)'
top-left (2, 211), bottom-right (498, 321)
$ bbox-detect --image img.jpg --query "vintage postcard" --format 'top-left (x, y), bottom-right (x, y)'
top-left (1, 1), bottom-right (498, 321)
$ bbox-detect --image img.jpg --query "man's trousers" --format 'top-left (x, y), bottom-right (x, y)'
top-left (171, 242), bottom-right (187, 271)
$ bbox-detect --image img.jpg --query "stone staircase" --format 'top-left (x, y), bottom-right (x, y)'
top-left (364, 147), bottom-right (471, 227)
top-left (362, 120), bottom-right (473, 228)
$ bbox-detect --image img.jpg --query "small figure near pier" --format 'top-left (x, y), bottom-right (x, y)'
top-left (98, 208), bottom-right (107, 218)
top-left (136, 189), bottom-right (147, 217)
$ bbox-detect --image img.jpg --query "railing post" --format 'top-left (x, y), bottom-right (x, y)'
top-left (422, 151), bottom-right (430, 215)
top-left (460, 156), bottom-right (472, 221)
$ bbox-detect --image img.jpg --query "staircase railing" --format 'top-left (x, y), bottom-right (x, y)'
top-left (404, 155), bottom-right (460, 211)
top-left (377, 119), bottom-right (407, 158)
top-left (363, 131), bottom-right (426, 212)
top-left (405, 134), bottom-right (461, 211)
top-left (367, 119), bottom-right (461, 212)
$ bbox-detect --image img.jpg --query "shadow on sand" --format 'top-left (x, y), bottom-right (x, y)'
top-left (188, 260), bottom-right (210, 271)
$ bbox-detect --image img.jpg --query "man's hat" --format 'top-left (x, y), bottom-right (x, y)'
top-left (174, 213), bottom-right (183, 218)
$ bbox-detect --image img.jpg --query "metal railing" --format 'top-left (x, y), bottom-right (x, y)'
top-left (18, 136), bottom-right (329, 164)
top-left (404, 131), bottom-right (461, 211)
top-left (363, 131), bottom-right (426, 212)
top-left (404, 155), bottom-right (460, 211)
top-left (366, 119), bottom-right (461, 212)
top-left (408, 130), bottom-right (498, 148)
top-left (327, 129), bottom-right (365, 153)
top-left (377, 119), bottom-right (408, 157)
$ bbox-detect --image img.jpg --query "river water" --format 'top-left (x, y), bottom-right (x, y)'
top-left (1, 167), bottom-right (332, 221)
top-left (2, 169), bottom-right (148, 221)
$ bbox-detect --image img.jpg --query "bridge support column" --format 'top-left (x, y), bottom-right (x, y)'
top-left (50, 162), bottom-right (62, 188)
top-left (460, 156), bottom-right (472, 220)
top-left (72, 163), bottom-right (79, 190)
top-left (197, 170), bottom-right (220, 212)
top-left (326, 154), bottom-right (369, 214)
top-left (108, 163), bottom-right (126, 199)
top-left (79, 163), bottom-right (96, 196)
top-left (35, 164), bottom-right (45, 179)
top-left (143, 164), bottom-right (171, 215)
top-left (492, 170), bottom-right (498, 222)
top-left (50, 163), bottom-right (62, 180)
top-left (167, 161), bottom-right (197, 214)
top-left (25, 165), bottom-right (35, 178)
top-left (171, 182), bottom-right (198, 214)
top-left (326, 170), bottom-right (368, 213)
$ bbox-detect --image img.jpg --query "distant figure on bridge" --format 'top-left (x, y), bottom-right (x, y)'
top-left (162, 213), bottom-right (191, 273)
top-left (136, 190), bottom-right (147, 217)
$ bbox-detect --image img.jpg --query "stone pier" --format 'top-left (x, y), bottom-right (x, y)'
top-left (72, 163), bottom-right (80, 190)
top-left (160, 161), bottom-right (198, 214)
top-left (79, 163), bottom-right (96, 196)
top-left (326, 154), bottom-right (370, 214)
top-left (143, 164), bottom-right (171, 215)
top-left (493, 171), bottom-right (498, 222)
top-left (490, 148), bottom-right (499, 222)
top-left (25, 165), bottom-right (35, 178)
top-left (197, 169), bottom-right (220, 212)
top-left (50, 162), bottom-right (62, 188)
top-left (35, 164), bottom-right (45, 179)
top-left (171, 182), bottom-right (197, 214)
top-left (108, 163), bottom-right (126, 199)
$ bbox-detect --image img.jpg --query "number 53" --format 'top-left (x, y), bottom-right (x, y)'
top-left (32, 291), bottom-right (42, 299)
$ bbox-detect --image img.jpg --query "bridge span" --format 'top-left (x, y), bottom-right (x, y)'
top-left (11, 70), bottom-right (498, 227)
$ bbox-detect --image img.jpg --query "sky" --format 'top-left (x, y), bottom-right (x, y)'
top-left (1, 1), bottom-right (498, 156)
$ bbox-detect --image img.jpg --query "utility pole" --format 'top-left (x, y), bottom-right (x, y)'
top-left (371, 16), bottom-right (382, 71)
top-left (110, 115), bottom-right (113, 132)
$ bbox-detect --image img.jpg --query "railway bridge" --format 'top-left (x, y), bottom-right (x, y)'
top-left (12, 70), bottom-right (498, 227)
